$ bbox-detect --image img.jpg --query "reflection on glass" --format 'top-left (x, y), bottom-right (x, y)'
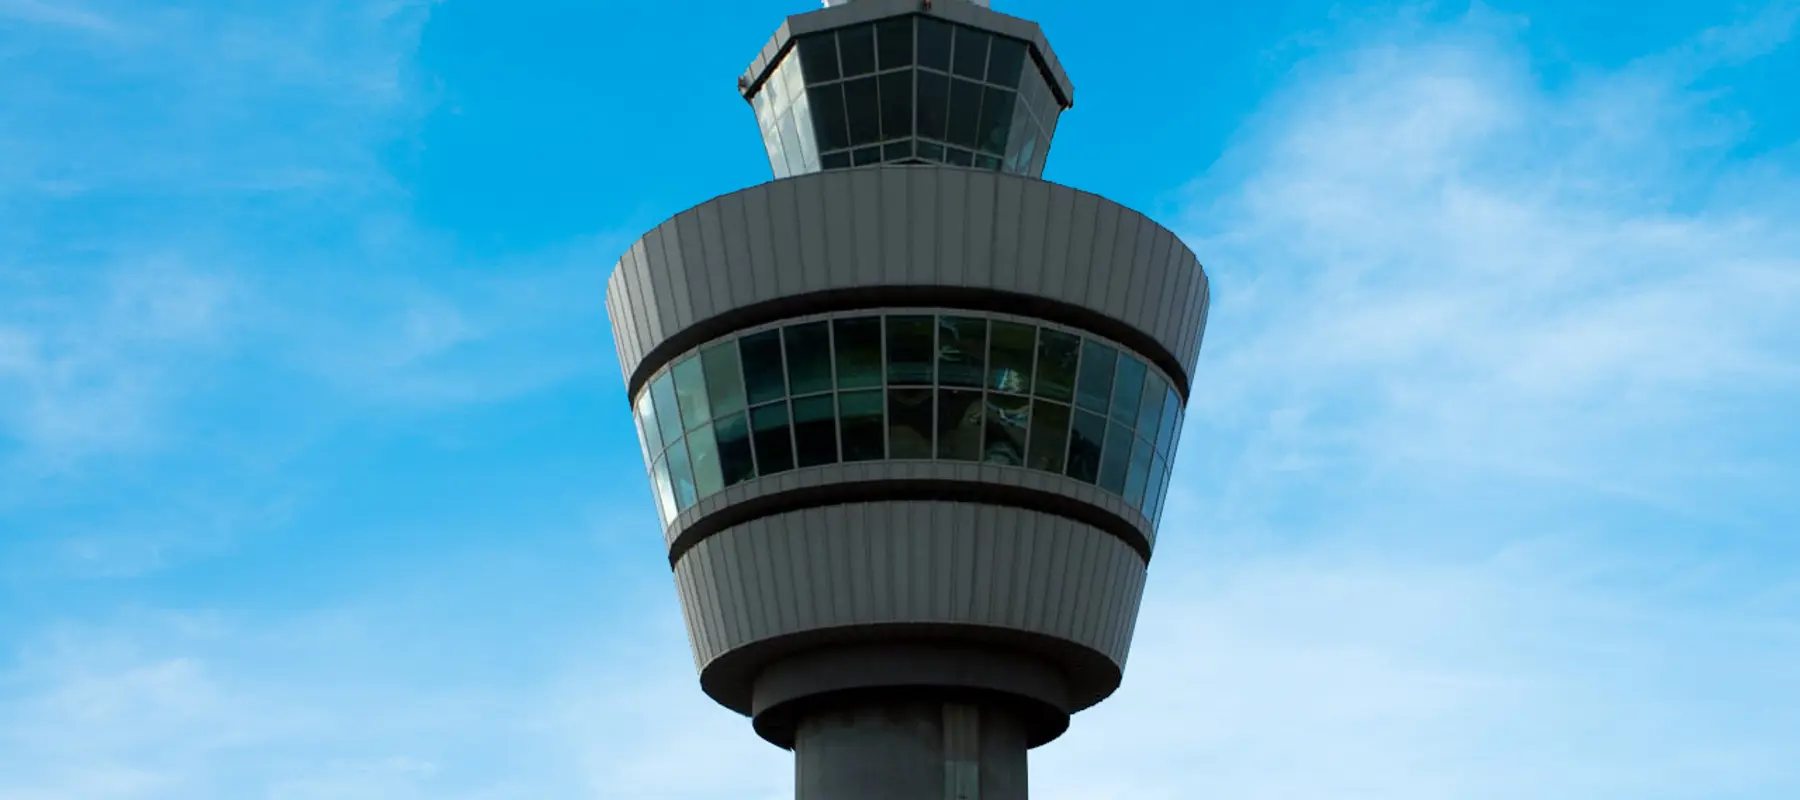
top-left (844, 76), bottom-right (881, 146)
top-left (715, 412), bottom-right (756, 488)
top-left (751, 403), bottom-right (795, 475)
top-left (808, 84), bottom-right (851, 152)
top-left (838, 24), bottom-right (876, 77)
top-left (1138, 372), bottom-right (1167, 441)
top-left (839, 389), bottom-right (885, 461)
top-left (986, 36), bottom-right (1026, 88)
top-left (878, 70), bottom-right (912, 141)
top-left (798, 33), bottom-right (840, 82)
top-left (666, 438), bottom-right (698, 510)
top-left (701, 343), bottom-right (746, 419)
top-left (877, 16), bottom-right (913, 70)
top-left (938, 316), bottom-right (986, 388)
top-left (688, 424), bottom-right (724, 498)
top-left (1026, 399), bottom-right (1070, 473)
top-left (784, 321), bottom-right (833, 395)
top-left (952, 27), bottom-right (989, 79)
top-left (651, 373), bottom-right (683, 448)
top-left (1111, 356), bottom-right (1146, 428)
top-left (672, 356), bottom-right (711, 431)
top-left (792, 395), bottom-right (838, 467)
top-left (634, 389), bottom-right (662, 461)
top-left (1156, 386), bottom-right (1180, 455)
top-left (886, 315), bottom-right (934, 385)
top-left (916, 71), bottom-right (949, 142)
top-left (1075, 341), bottom-right (1116, 414)
top-left (947, 78), bottom-right (982, 149)
top-left (833, 317), bottom-right (882, 389)
top-left (739, 330), bottom-right (786, 405)
top-left (988, 321), bottom-right (1034, 394)
top-left (651, 455), bottom-right (676, 525)
top-left (917, 17), bottom-right (952, 71)
top-left (977, 87), bottom-right (1015, 156)
top-left (1144, 452), bottom-right (1167, 522)
top-left (1098, 421), bottom-right (1131, 494)
top-left (1125, 433), bottom-right (1153, 507)
top-left (1034, 329), bottom-right (1079, 402)
top-left (1067, 409), bottom-right (1106, 484)
top-left (937, 389), bottom-right (983, 461)
top-left (983, 393), bottom-right (1029, 465)
top-left (945, 147), bottom-right (974, 167)
top-left (888, 387), bottom-right (933, 459)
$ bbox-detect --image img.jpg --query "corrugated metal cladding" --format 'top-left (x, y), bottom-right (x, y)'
top-left (603, 165), bottom-right (1209, 392)
top-left (672, 501), bottom-right (1148, 694)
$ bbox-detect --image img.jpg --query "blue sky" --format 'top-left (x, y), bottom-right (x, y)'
top-left (2, 0), bottom-right (1797, 797)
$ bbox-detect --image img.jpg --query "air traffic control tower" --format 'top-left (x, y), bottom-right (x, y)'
top-left (604, 0), bottom-right (1209, 796)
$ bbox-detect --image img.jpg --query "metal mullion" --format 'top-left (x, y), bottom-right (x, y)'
top-left (777, 325), bottom-right (801, 470)
top-left (735, 336), bottom-right (759, 479)
top-left (1063, 332), bottom-right (1084, 476)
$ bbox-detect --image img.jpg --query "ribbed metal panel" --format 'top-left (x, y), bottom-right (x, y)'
top-left (673, 502), bottom-right (1149, 698)
top-left (603, 165), bottom-right (1209, 392)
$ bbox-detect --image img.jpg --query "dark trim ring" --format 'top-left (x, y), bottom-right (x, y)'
top-left (623, 285), bottom-right (1192, 407)
top-left (666, 478), bottom-right (1154, 567)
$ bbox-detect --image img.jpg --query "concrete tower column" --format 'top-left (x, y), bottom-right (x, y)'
top-left (795, 701), bottom-right (1026, 800)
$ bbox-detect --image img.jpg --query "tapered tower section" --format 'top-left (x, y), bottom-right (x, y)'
top-left (604, 1), bottom-right (1209, 797)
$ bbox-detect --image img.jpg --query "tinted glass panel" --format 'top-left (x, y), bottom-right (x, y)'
top-left (1111, 356), bottom-right (1146, 428)
top-left (798, 33), bottom-right (840, 82)
top-left (1137, 372), bottom-right (1167, 442)
top-left (634, 389), bottom-right (662, 459)
top-left (808, 84), bottom-right (851, 151)
top-left (739, 330), bottom-right (786, 405)
top-left (838, 24), bottom-right (876, 76)
top-left (986, 36), bottom-right (1026, 88)
top-left (688, 424), bottom-right (724, 498)
top-left (937, 316), bottom-right (986, 388)
top-left (715, 412), bottom-right (756, 488)
top-left (877, 16), bottom-right (913, 69)
top-left (792, 395), bottom-right (839, 467)
top-left (886, 315), bottom-right (934, 385)
top-left (751, 403), bottom-right (795, 475)
top-left (853, 145), bottom-right (882, 165)
top-left (946, 79), bottom-right (982, 149)
top-left (821, 151), bottom-right (852, 170)
top-left (839, 389), bottom-right (885, 461)
top-left (1026, 400), bottom-right (1070, 474)
top-left (945, 147), bottom-right (974, 167)
top-left (974, 154), bottom-right (1002, 171)
top-left (977, 87), bottom-right (1015, 155)
top-left (1098, 421), bottom-right (1131, 494)
top-left (917, 17), bottom-right (952, 71)
top-left (784, 322), bottom-right (833, 395)
top-left (833, 317), bottom-right (883, 389)
top-left (667, 439), bottom-right (698, 510)
top-left (987, 321), bottom-right (1034, 394)
top-left (878, 70), bottom-right (912, 140)
top-left (1144, 452), bottom-right (1168, 523)
top-left (916, 71), bottom-right (949, 141)
top-left (673, 356), bottom-right (711, 430)
top-left (937, 389), bottom-right (983, 461)
top-left (651, 455), bottom-right (676, 524)
top-left (983, 393), bottom-right (1029, 465)
top-left (701, 343), bottom-right (746, 418)
top-left (917, 140), bottom-right (946, 162)
top-left (1033, 329), bottom-right (1079, 402)
top-left (1075, 341), bottom-right (1117, 414)
top-left (953, 27), bottom-right (989, 79)
top-left (1156, 386), bottom-right (1180, 454)
top-left (1125, 434), bottom-right (1153, 508)
top-left (1067, 409), bottom-right (1106, 484)
top-left (884, 140), bottom-right (914, 160)
top-left (844, 76), bottom-right (881, 146)
top-left (888, 387), bottom-right (934, 458)
top-left (651, 373), bottom-right (683, 447)
top-left (777, 111), bottom-right (805, 177)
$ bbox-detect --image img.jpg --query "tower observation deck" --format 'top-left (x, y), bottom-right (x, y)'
top-left (604, 1), bottom-right (1210, 797)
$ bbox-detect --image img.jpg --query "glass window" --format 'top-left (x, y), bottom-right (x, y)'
top-left (974, 154), bottom-right (1002, 171)
top-left (839, 389), bottom-right (885, 461)
top-left (784, 321), bottom-right (833, 395)
top-left (977, 87), bottom-right (1015, 156)
top-left (937, 389), bottom-right (983, 461)
top-left (715, 412), bottom-right (756, 488)
top-left (701, 343), bottom-right (746, 419)
top-left (808, 84), bottom-right (851, 152)
top-left (1075, 341), bottom-right (1117, 414)
top-left (651, 372), bottom-right (683, 447)
top-left (937, 316), bottom-right (986, 388)
top-left (1137, 372), bottom-right (1167, 442)
top-left (844, 76), bottom-right (881, 146)
top-left (838, 24), bottom-right (876, 77)
top-left (877, 16), bottom-right (913, 69)
top-left (1033, 329), bottom-right (1078, 402)
top-left (1098, 421), bottom-right (1131, 494)
top-left (884, 140), bottom-right (914, 161)
top-left (792, 395), bottom-right (839, 467)
top-left (672, 356), bottom-right (711, 431)
top-left (952, 27), bottom-right (989, 79)
top-left (916, 71), bottom-right (949, 142)
top-left (946, 78), bottom-right (982, 149)
top-left (853, 145), bottom-right (882, 166)
top-left (878, 70), bottom-right (912, 141)
top-left (821, 151), bottom-right (852, 170)
top-left (667, 439), bottom-right (698, 510)
top-left (798, 33), bottom-right (840, 82)
top-left (917, 140), bottom-right (946, 163)
top-left (917, 17), bottom-right (952, 71)
top-left (945, 146), bottom-right (975, 167)
top-left (983, 393), bottom-right (1029, 465)
top-left (688, 424), bottom-right (725, 498)
top-left (987, 321), bottom-right (1034, 394)
top-left (886, 315), bottom-right (934, 385)
top-left (1026, 399), bottom-right (1070, 474)
top-left (833, 317), bottom-right (882, 389)
top-left (986, 36), bottom-right (1026, 89)
top-left (1156, 386), bottom-right (1180, 455)
top-left (751, 403), bottom-right (795, 475)
top-left (1143, 452), bottom-right (1167, 523)
top-left (1111, 356), bottom-right (1146, 428)
top-left (651, 454), bottom-right (677, 525)
top-left (778, 110), bottom-right (806, 177)
top-left (634, 389), bottom-right (662, 460)
top-left (1066, 409), bottom-right (1106, 484)
top-left (1125, 434), bottom-right (1153, 508)
top-left (739, 330), bottom-right (786, 405)
top-left (887, 387), bottom-right (934, 458)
